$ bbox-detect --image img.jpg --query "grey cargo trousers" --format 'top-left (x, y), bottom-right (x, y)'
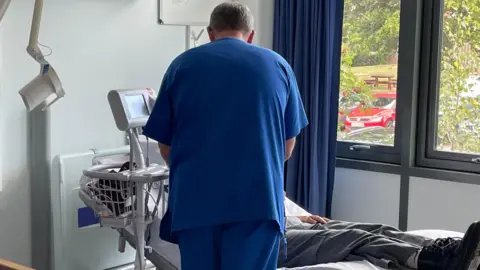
top-left (279, 219), bottom-right (435, 269)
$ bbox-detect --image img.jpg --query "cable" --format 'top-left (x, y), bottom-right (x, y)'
top-left (145, 135), bottom-right (150, 167)
top-left (38, 42), bottom-right (52, 56)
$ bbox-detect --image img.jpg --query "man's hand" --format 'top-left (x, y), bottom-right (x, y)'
top-left (158, 143), bottom-right (171, 166)
top-left (298, 215), bottom-right (330, 225)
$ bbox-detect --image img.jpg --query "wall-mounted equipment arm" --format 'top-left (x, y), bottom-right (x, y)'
top-left (27, 0), bottom-right (47, 64)
top-left (18, 0), bottom-right (66, 111)
top-left (0, 0), bottom-right (10, 23)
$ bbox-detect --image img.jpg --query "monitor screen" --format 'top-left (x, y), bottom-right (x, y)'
top-left (125, 94), bottom-right (149, 119)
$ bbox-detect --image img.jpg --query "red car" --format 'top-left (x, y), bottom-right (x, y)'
top-left (344, 92), bottom-right (396, 132)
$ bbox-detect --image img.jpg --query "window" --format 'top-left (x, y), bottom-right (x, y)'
top-left (336, 0), bottom-right (480, 175)
top-left (418, 0), bottom-right (480, 172)
top-left (337, 0), bottom-right (402, 163)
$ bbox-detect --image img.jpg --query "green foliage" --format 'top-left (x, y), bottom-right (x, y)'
top-left (342, 0), bottom-right (400, 66)
top-left (436, 0), bottom-right (480, 154)
top-left (339, 45), bottom-right (374, 118)
top-left (340, 0), bottom-right (480, 153)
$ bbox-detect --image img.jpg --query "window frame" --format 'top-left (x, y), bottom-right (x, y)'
top-left (336, 0), bottom-right (421, 165)
top-left (416, 0), bottom-right (480, 173)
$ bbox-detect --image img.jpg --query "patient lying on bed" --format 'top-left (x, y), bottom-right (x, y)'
top-left (282, 197), bottom-right (480, 270)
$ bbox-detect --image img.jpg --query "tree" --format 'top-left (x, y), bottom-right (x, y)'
top-left (436, 0), bottom-right (480, 154)
top-left (338, 44), bottom-right (374, 117)
top-left (342, 0), bottom-right (400, 66)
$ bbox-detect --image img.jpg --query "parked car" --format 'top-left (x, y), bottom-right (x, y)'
top-left (344, 92), bottom-right (396, 132)
top-left (340, 126), bottom-right (395, 145)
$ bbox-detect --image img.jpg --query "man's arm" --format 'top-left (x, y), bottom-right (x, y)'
top-left (284, 62), bottom-right (308, 160)
top-left (158, 143), bottom-right (171, 166)
top-left (143, 59), bottom-right (180, 157)
top-left (285, 137), bottom-right (296, 161)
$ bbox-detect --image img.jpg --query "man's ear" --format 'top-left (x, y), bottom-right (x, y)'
top-left (207, 26), bottom-right (216, 42)
top-left (247, 30), bottom-right (255, 44)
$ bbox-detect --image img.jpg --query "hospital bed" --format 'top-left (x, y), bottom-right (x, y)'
top-left (120, 186), bottom-right (463, 270)
top-left (70, 88), bottom-right (463, 270)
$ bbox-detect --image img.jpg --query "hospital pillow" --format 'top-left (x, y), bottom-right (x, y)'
top-left (285, 197), bottom-right (311, 217)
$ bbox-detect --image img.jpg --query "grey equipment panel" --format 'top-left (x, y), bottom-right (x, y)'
top-left (108, 89), bottom-right (152, 131)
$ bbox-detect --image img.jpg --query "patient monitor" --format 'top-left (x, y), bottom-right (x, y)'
top-left (108, 89), bottom-right (153, 131)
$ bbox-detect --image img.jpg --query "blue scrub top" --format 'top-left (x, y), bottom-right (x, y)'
top-left (143, 38), bottom-right (308, 234)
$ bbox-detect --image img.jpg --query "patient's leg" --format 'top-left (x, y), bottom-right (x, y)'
top-left (280, 221), bottom-right (480, 270)
top-left (315, 220), bottom-right (433, 247)
top-left (278, 227), bottom-right (420, 269)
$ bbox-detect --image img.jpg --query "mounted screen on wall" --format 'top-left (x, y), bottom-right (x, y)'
top-left (158, 0), bottom-right (235, 25)
top-left (185, 25), bottom-right (210, 49)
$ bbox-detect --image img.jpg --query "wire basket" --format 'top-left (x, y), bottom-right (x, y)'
top-left (80, 174), bottom-right (135, 218)
top-left (79, 162), bottom-right (169, 227)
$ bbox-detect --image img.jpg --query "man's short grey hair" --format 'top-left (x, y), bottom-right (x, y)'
top-left (209, 2), bottom-right (254, 33)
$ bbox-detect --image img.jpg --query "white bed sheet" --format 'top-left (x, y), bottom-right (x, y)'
top-left (132, 196), bottom-right (464, 270)
top-left (278, 261), bottom-right (387, 270)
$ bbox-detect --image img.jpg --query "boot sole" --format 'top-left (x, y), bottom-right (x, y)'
top-left (456, 221), bottom-right (480, 270)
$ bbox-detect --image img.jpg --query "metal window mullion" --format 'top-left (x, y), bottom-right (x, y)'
top-left (415, 0), bottom-right (435, 168)
top-left (424, 0), bottom-right (444, 160)
top-left (396, 0), bottom-right (423, 168)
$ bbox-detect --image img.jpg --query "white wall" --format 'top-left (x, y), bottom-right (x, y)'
top-left (333, 169), bottom-right (480, 233)
top-left (408, 177), bottom-right (480, 232)
top-left (0, 5), bottom-right (31, 264)
top-left (256, 0), bottom-right (275, 49)
top-left (0, 0), bottom-right (185, 267)
top-left (332, 168), bottom-right (400, 227)
top-left (0, 0), bottom-right (274, 267)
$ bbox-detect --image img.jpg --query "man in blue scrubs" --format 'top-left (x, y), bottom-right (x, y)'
top-left (143, 2), bottom-right (308, 270)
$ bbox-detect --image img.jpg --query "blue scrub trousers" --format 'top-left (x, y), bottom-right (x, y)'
top-left (177, 220), bottom-right (282, 270)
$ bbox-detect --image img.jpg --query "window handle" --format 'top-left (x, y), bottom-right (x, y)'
top-left (349, 145), bottom-right (371, 151)
top-left (472, 158), bottom-right (480, 164)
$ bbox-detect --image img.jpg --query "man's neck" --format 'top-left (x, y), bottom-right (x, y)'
top-left (215, 31), bottom-right (247, 41)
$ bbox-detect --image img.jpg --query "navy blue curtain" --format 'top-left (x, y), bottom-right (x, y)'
top-left (273, 0), bottom-right (344, 217)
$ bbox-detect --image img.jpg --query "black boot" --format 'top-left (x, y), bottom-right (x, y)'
top-left (418, 221), bottom-right (480, 270)
top-left (418, 237), bottom-right (460, 269)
